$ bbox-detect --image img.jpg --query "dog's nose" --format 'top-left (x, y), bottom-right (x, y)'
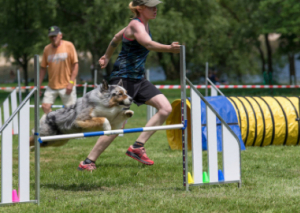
top-left (129, 97), bottom-right (133, 102)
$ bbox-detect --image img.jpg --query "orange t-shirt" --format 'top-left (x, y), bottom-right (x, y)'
top-left (41, 40), bottom-right (78, 89)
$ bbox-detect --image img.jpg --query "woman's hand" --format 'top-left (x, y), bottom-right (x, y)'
top-left (99, 55), bottom-right (110, 69)
top-left (170, 42), bottom-right (181, 53)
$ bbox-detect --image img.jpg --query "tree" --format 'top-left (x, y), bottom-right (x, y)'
top-left (160, 0), bottom-right (265, 82)
top-left (0, 0), bottom-right (56, 86)
top-left (52, 0), bottom-right (130, 82)
top-left (259, 0), bottom-right (300, 84)
top-left (278, 34), bottom-right (300, 84)
top-left (149, 6), bottom-right (195, 80)
top-left (1, 0), bottom-right (299, 84)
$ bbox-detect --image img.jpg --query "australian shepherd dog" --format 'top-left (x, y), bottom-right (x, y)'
top-left (30, 79), bottom-right (133, 148)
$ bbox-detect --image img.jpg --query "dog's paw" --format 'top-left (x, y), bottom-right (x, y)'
top-left (124, 110), bottom-right (134, 118)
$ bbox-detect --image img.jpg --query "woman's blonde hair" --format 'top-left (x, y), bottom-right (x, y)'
top-left (129, 1), bottom-right (145, 18)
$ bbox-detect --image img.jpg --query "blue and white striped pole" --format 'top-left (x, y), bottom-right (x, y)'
top-left (38, 124), bottom-right (185, 143)
top-left (30, 105), bottom-right (64, 108)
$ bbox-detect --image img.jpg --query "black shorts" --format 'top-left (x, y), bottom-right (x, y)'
top-left (109, 78), bottom-right (162, 106)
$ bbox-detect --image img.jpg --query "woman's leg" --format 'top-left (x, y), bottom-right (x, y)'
top-left (78, 134), bottom-right (118, 171)
top-left (125, 94), bottom-right (172, 165)
top-left (136, 94), bottom-right (172, 143)
top-left (87, 134), bottom-right (118, 161)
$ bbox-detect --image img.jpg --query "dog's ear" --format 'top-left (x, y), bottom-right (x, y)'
top-left (100, 79), bottom-right (109, 92)
top-left (117, 79), bottom-right (123, 87)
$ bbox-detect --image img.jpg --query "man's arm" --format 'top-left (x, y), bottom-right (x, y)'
top-left (66, 62), bottom-right (78, 95)
top-left (70, 62), bottom-right (78, 82)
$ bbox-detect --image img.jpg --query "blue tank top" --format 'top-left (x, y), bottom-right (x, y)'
top-left (110, 18), bottom-right (152, 80)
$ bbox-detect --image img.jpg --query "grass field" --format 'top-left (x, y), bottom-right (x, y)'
top-left (1, 87), bottom-right (300, 212)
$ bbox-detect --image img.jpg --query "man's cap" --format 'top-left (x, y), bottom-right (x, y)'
top-left (48, 26), bottom-right (61, 37)
top-left (132, 0), bottom-right (162, 7)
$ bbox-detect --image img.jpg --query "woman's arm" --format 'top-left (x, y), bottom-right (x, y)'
top-left (104, 27), bottom-right (126, 58)
top-left (131, 21), bottom-right (180, 53)
top-left (99, 27), bottom-right (126, 69)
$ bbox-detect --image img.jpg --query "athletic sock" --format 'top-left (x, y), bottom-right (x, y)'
top-left (83, 158), bottom-right (95, 165)
top-left (133, 141), bottom-right (144, 148)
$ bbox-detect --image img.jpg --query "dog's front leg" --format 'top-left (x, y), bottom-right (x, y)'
top-left (75, 117), bottom-right (111, 132)
top-left (111, 110), bottom-right (134, 129)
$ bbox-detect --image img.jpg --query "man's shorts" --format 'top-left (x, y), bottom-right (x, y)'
top-left (42, 86), bottom-right (77, 107)
top-left (109, 78), bottom-right (162, 106)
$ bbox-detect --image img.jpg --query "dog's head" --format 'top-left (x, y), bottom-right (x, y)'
top-left (99, 79), bottom-right (133, 109)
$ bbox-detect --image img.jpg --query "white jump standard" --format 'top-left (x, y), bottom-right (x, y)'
top-left (0, 55), bottom-right (40, 206)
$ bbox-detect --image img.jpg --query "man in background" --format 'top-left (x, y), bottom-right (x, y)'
top-left (40, 26), bottom-right (78, 114)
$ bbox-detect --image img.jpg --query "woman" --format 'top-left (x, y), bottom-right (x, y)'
top-left (78, 0), bottom-right (180, 171)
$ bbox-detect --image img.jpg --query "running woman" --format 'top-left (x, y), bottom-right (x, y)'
top-left (78, 0), bottom-right (180, 171)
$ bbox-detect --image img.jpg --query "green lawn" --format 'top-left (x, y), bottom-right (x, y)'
top-left (1, 87), bottom-right (300, 212)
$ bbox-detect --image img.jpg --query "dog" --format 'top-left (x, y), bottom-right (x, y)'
top-left (30, 79), bottom-right (134, 148)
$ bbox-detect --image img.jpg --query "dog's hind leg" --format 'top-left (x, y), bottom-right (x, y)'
top-left (29, 135), bottom-right (35, 146)
top-left (75, 117), bottom-right (111, 132)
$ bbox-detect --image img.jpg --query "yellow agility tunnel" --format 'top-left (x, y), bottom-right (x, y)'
top-left (166, 96), bottom-right (300, 149)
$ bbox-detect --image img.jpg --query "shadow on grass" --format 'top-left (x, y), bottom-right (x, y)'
top-left (97, 162), bottom-right (142, 168)
top-left (155, 183), bottom-right (238, 192)
top-left (41, 183), bottom-right (112, 192)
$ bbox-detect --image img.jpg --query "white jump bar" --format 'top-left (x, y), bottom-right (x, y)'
top-left (39, 124), bottom-right (184, 142)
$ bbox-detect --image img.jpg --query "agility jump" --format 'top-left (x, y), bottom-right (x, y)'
top-left (36, 46), bottom-right (242, 190)
top-left (0, 46), bottom-right (242, 206)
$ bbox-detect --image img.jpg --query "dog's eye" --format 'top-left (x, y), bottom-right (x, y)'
top-left (112, 93), bottom-right (116, 96)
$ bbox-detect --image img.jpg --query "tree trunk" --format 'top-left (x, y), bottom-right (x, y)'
top-left (22, 58), bottom-right (29, 93)
top-left (264, 34), bottom-right (273, 73)
top-left (157, 52), bottom-right (179, 80)
top-left (288, 54), bottom-right (296, 85)
top-left (256, 45), bottom-right (265, 73)
top-left (170, 53), bottom-right (180, 79)
top-left (91, 50), bottom-right (96, 82)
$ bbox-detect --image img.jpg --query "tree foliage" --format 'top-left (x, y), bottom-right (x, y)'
top-left (0, 0), bottom-right (55, 85)
top-left (1, 0), bottom-right (300, 85)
